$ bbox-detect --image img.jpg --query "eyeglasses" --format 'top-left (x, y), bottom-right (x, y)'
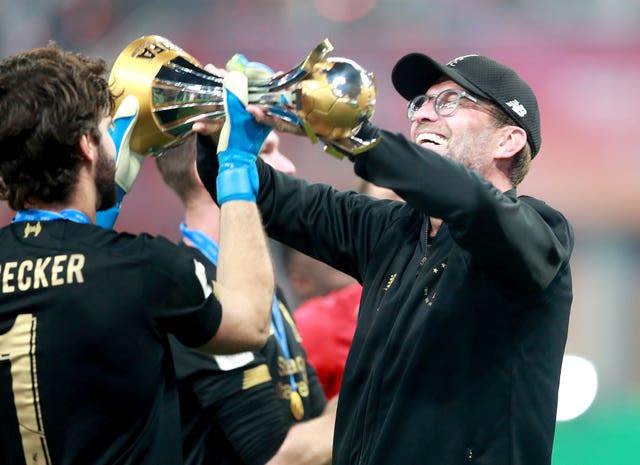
top-left (407, 89), bottom-right (481, 120)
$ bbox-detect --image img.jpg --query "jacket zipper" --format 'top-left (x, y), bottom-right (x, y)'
top-left (417, 218), bottom-right (430, 272)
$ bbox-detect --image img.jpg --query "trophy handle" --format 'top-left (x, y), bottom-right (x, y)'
top-left (323, 135), bottom-right (381, 159)
top-left (248, 39), bottom-right (334, 95)
top-left (245, 39), bottom-right (335, 136)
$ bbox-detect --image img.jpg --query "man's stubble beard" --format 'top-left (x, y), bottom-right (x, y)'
top-left (445, 130), bottom-right (493, 177)
top-left (95, 144), bottom-right (117, 212)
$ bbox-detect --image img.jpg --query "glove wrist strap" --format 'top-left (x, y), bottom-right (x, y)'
top-left (216, 165), bottom-right (258, 204)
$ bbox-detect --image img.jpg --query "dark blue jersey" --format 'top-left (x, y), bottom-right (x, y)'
top-left (171, 245), bottom-right (327, 465)
top-left (0, 220), bottom-right (221, 465)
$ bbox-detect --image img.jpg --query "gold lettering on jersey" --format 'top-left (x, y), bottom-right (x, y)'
top-left (33, 257), bottom-right (51, 289)
top-left (1, 254), bottom-right (85, 294)
top-left (67, 254), bottom-right (85, 283)
top-left (51, 255), bottom-right (66, 286)
top-left (23, 222), bottom-right (41, 238)
top-left (276, 355), bottom-right (310, 400)
top-left (17, 261), bottom-right (33, 291)
top-left (278, 355), bottom-right (307, 377)
top-left (277, 382), bottom-right (292, 398)
top-left (296, 356), bottom-right (309, 392)
top-left (2, 261), bottom-right (17, 292)
top-left (383, 273), bottom-right (397, 291)
top-left (276, 379), bottom-right (310, 399)
top-left (0, 314), bottom-right (52, 465)
top-left (278, 356), bottom-right (299, 376)
top-left (297, 379), bottom-right (310, 397)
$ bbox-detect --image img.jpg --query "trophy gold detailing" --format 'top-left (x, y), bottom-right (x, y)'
top-left (108, 35), bottom-right (378, 157)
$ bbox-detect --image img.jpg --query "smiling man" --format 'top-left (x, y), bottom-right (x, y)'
top-left (196, 52), bottom-right (574, 465)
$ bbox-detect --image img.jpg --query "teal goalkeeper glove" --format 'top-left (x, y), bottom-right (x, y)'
top-left (226, 53), bottom-right (274, 83)
top-left (96, 95), bottom-right (144, 228)
top-left (112, 95), bottom-right (144, 197)
top-left (216, 71), bottom-right (272, 204)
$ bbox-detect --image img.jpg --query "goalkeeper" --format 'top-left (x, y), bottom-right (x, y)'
top-left (0, 44), bottom-right (273, 465)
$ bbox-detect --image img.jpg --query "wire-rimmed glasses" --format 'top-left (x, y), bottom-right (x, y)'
top-left (407, 89), bottom-right (481, 120)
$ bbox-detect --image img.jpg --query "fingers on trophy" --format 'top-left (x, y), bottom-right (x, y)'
top-left (108, 35), bottom-right (379, 159)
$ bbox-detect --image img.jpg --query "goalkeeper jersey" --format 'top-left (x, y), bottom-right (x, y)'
top-left (0, 219), bottom-right (221, 465)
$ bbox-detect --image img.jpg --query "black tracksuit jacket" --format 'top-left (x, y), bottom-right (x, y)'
top-left (197, 128), bottom-right (574, 465)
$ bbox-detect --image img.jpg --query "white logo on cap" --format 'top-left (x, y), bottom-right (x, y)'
top-left (446, 54), bottom-right (479, 66)
top-left (506, 99), bottom-right (527, 117)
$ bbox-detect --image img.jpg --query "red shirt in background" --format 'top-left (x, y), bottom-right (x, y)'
top-left (293, 283), bottom-right (362, 399)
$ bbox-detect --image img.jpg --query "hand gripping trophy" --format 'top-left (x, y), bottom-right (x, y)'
top-left (108, 35), bottom-right (378, 158)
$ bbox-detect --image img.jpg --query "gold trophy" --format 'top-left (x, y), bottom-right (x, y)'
top-left (108, 35), bottom-right (378, 158)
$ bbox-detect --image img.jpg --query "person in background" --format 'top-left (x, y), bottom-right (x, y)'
top-left (196, 51), bottom-right (574, 465)
top-left (284, 246), bottom-right (359, 400)
top-left (0, 44), bottom-right (273, 465)
top-left (283, 246), bottom-right (357, 305)
top-left (156, 126), bottom-right (335, 465)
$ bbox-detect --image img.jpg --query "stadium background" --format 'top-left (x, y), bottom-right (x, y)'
top-left (1, 1), bottom-right (639, 462)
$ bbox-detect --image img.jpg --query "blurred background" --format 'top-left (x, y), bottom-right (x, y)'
top-left (1, 1), bottom-right (639, 462)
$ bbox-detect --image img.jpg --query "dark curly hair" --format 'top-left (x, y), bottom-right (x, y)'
top-left (0, 42), bottom-right (115, 210)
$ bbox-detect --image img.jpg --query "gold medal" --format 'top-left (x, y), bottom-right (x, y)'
top-left (290, 390), bottom-right (304, 420)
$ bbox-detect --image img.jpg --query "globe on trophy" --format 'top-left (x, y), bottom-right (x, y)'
top-left (108, 35), bottom-right (378, 158)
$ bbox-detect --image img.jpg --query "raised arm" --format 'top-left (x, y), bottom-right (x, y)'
top-left (351, 125), bottom-right (573, 291)
top-left (200, 71), bottom-right (275, 353)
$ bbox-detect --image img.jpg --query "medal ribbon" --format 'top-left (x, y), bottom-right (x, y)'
top-left (179, 222), bottom-right (219, 265)
top-left (13, 209), bottom-right (92, 224)
top-left (179, 223), bottom-right (300, 398)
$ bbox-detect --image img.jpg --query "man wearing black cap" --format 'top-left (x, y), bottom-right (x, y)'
top-left (196, 52), bottom-right (573, 465)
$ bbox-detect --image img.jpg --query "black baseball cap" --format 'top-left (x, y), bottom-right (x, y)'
top-left (392, 53), bottom-right (541, 156)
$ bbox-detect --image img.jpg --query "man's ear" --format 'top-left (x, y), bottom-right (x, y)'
top-left (77, 133), bottom-right (97, 163)
top-left (494, 125), bottom-right (526, 160)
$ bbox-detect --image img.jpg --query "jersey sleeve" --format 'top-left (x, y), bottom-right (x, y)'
top-left (182, 354), bottom-right (288, 465)
top-left (141, 236), bottom-right (222, 348)
top-left (215, 382), bottom-right (289, 465)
